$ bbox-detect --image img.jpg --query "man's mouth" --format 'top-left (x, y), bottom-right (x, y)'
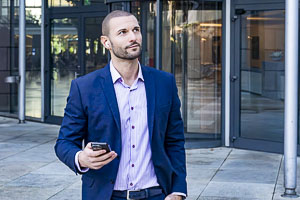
top-left (127, 43), bottom-right (140, 49)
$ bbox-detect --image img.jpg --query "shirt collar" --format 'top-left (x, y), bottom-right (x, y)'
top-left (109, 60), bottom-right (144, 84)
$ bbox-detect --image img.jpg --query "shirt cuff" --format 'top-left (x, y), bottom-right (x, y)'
top-left (171, 192), bottom-right (186, 198)
top-left (75, 151), bottom-right (89, 173)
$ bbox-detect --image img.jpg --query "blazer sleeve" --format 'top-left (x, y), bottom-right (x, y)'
top-left (164, 75), bottom-right (187, 195)
top-left (54, 80), bottom-right (87, 174)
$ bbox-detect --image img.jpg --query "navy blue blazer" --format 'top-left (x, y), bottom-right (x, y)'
top-left (55, 64), bottom-right (187, 200)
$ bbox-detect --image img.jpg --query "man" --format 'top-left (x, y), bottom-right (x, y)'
top-left (55, 10), bottom-right (187, 200)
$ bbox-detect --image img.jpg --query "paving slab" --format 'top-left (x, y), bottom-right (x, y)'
top-left (187, 156), bottom-right (225, 169)
top-left (0, 186), bottom-right (60, 200)
top-left (0, 142), bottom-right (37, 154)
top-left (7, 173), bottom-right (80, 189)
top-left (187, 168), bottom-right (217, 182)
top-left (48, 188), bottom-right (82, 200)
top-left (48, 181), bottom-right (82, 200)
top-left (31, 161), bottom-right (75, 175)
top-left (221, 157), bottom-right (281, 171)
top-left (0, 161), bottom-right (48, 184)
top-left (228, 149), bottom-right (282, 162)
top-left (11, 134), bottom-right (56, 144)
top-left (212, 168), bottom-right (279, 184)
top-left (186, 148), bottom-right (232, 159)
top-left (2, 148), bottom-right (57, 163)
top-left (186, 180), bottom-right (207, 200)
top-left (200, 181), bottom-right (275, 199)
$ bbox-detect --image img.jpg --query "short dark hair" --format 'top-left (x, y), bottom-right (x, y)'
top-left (102, 10), bottom-right (134, 36)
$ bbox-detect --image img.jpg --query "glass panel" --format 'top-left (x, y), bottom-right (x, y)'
top-left (0, 0), bottom-right (11, 113)
top-left (111, 3), bottom-right (123, 11)
top-left (162, 1), bottom-right (222, 138)
top-left (240, 10), bottom-right (285, 142)
top-left (0, 0), bottom-right (18, 114)
top-left (25, 4), bottom-right (42, 118)
top-left (50, 18), bottom-right (79, 117)
top-left (131, 1), bottom-right (155, 67)
top-left (26, 0), bottom-right (41, 7)
top-left (48, 0), bottom-right (80, 7)
top-left (84, 0), bottom-right (104, 6)
top-left (85, 17), bottom-right (108, 74)
top-left (0, 0), bottom-right (10, 23)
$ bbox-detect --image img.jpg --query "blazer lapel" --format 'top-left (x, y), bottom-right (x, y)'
top-left (142, 66), bottom-right (156, 142)
top-left (99, 64), bottom-right (121, 136)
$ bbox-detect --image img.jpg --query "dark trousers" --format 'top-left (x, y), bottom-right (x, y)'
top-left (111, 193), bottom-right (166, 200)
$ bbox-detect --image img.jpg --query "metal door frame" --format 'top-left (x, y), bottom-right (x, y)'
top-left (44, 6), bottom-right (108, 124)
top-left (229, 3), bottom-right (297, 154)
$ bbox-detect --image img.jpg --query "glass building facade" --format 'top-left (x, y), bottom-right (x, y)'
top-left (0, 0), bottom-right (299, 152)
top-left (0, 0), bottom-right (42, 118)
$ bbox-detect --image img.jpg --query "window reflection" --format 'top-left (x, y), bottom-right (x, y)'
top-left (240, 10), bottom-right (285, 142)
top-left (111, 3), bottom-right (123, 11)
top-left (85, 17), bottom-right (108, 73)
top-left (26, 0), bottom-right (41, 7)
top-left (84, 0), bottom-right (104, 6)
top-left (0, 0), bottom-right (10, 22)
top-left (25, 4), bottom-right (42, 118)
top-left (48, 0), bottom-right (80, 7)
top-left (162, 1), bottom-right (222, 136)
top-left (131, 1), bottom-right (155, 67)
top-left (50, 18), bottom-right (79, 116)
top-left (0, 0), bottom-right (14, 113)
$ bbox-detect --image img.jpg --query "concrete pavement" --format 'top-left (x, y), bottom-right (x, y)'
top-left (0, 116), bottom-right (298, 200)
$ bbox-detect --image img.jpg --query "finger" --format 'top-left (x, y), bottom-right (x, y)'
top-left (93, 152), bottom-right (117, 166)
top-left (91, 151), bottom-right (116, 162)
top-left (92, 157), bottom-right (115, 168)
top-left (89, 164), bottom-right (103, 170)
top-left (100, 153), bottom-right (117, 165)
top-left (89, 150), bottom-right (107, 157)
top-left (91, 156), bottom-right (115, 169)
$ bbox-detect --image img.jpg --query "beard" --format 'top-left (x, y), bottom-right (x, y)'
top-left (111, 41), bottom-right (142, 60)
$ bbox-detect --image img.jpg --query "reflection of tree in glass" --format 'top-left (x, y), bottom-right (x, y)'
top-left (26, 9), bottom-right (41, 25)
top-left (65, 0), bottom-right (81, 6)
top-left (51, 34), bottom-right (78, 78)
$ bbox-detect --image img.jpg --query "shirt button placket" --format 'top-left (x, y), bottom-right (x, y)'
top-left (129, 90), bottom-right (135, 189)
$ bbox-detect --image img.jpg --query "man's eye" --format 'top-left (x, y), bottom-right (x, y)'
top-left (133, 28), bottom-right (140, 32)
top-left (119, 31), bottom-right (126, 35)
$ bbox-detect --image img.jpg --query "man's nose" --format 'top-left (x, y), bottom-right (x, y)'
top-left (128, 30), bottom-right (137, 42)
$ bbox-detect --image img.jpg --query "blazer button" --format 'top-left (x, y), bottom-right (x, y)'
top-left (110, 179), bottom-right (115, 184)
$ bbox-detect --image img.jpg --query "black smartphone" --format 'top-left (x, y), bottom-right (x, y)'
top-left (91, 142), bottom-right (111, 152)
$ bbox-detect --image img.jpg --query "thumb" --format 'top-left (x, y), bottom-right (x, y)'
top-left (86, 142), bottom-right (92, 149)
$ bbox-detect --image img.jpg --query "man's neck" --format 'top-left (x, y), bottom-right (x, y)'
top-left (111, 57), bottom-right (139, 86)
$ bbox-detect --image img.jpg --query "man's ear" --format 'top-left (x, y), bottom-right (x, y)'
top-left (101, 36), bottom-right (111, 50)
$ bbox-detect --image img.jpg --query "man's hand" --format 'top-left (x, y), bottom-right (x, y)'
top-left (165, 194), bottom-right (183, 200)
top-left (78, 142), bottom-right (117, 170)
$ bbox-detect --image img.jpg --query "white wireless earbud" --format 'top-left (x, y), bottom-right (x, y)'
top-left (105, 42), bottom-right (109, 47)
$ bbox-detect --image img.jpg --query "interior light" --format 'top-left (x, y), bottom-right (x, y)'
top-left (246, 17), bottom-right (284, 20)
top-left (200, 23), bottom-right (222, 27)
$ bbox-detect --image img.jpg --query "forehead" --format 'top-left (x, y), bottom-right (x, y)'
top-left (109, 15), bottom-right (139, 33)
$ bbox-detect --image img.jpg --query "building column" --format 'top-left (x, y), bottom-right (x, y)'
top-left (41, 0), bottom-right (45, 122)
top-left (224, 0), bottom-right (231, 147)
top-left (282, 0), bottom-right (299, 197)
top-left (18, 0), bottom-right (26, 123)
